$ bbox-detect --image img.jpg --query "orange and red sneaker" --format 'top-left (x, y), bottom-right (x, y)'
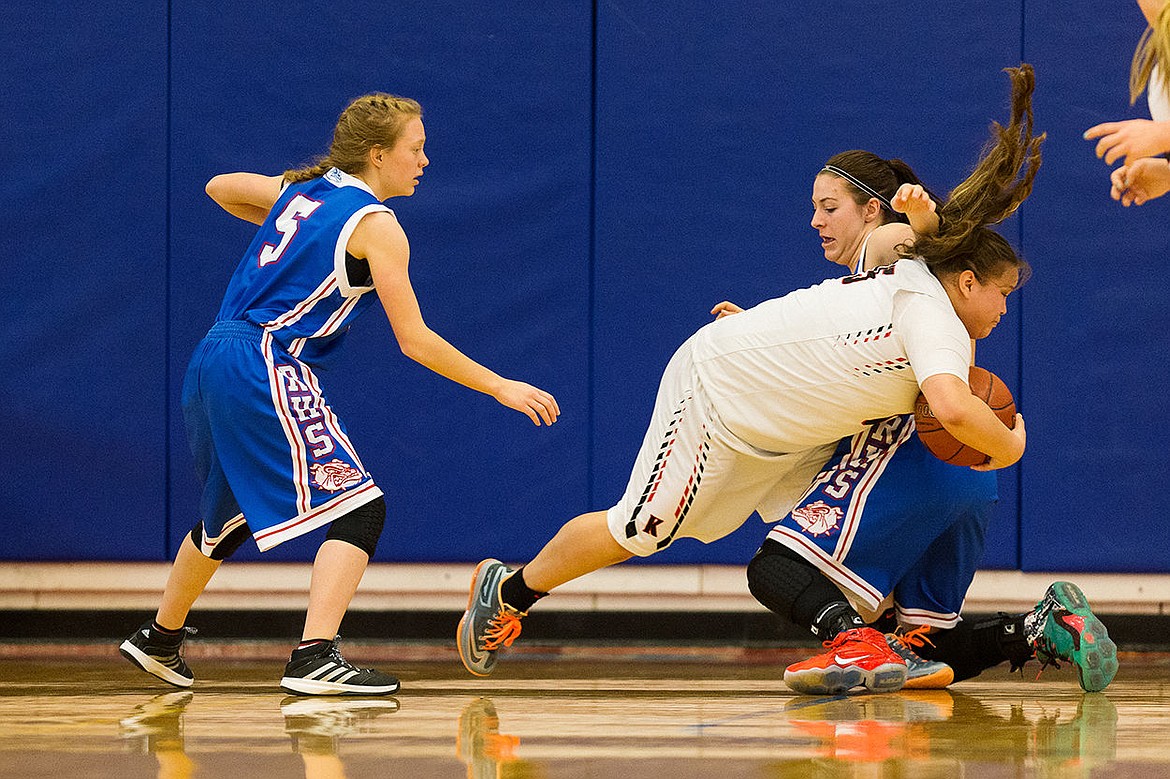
top-left (784, 627), bottom-right (907, 695)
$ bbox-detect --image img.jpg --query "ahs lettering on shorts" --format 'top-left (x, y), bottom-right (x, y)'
top-left (275, 364), bottom-right (364, 496)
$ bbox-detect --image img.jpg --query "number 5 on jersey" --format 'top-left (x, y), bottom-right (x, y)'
top-left (259, 194), bottom-right (323, 267)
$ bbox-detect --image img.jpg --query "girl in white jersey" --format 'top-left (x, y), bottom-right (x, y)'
top-left (1084, 0), bottom-right (1170, 204)
top-left (711, 151), bottom-right (993, 688)
top-left (457, 65), bottom-right (1044, 682)
top-left (120, 94), bottom-right (559, 696)
top-left (740, 147), bottom-right (1114, 696)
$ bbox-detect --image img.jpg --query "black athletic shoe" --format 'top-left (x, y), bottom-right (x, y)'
top-left (118, 691), bottom-right (195, 753)
top-left (119, 622), bottom-right (196, 688)
top-left (281, 696), bottom-right (400, 754)
top-left (279, 637), bottom-right (400, 696)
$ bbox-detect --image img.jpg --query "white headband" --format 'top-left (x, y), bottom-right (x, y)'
top-left (822, 165), bottom-right (893, 211)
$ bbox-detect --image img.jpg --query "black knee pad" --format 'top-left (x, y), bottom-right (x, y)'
top-left (747, 539), bottom-right (847, 627)
top-left (326, 496), bottom-right (386, 557)
top-left (190, 519), bottom-right (250, 561)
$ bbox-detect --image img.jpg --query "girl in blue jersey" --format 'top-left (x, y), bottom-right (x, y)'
top-left (121, 93), bottom-right (559, 695)
top-left (743, 75), bottom-right (1114, 696)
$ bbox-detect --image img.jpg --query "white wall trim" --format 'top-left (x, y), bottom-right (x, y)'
top-left (1, 562), bottom-right (1167, 615)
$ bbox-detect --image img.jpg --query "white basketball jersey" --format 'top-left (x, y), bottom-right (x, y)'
top-left (691, 258), bottom-right (970, 453)
top-left (1150, 64), bottom-right (1170, 122)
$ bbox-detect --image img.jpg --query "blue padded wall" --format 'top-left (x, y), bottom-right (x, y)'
top-left (166, 1), bottom-right (593, 562)
top-left (0, 2), bottom-right (168, 560)
top-left (592, 2), bottom-right (1024, 565)
top-left (5, 1), bottom-right (1167, 575)
top-left (1020, 2), bottom-right (1170, 571)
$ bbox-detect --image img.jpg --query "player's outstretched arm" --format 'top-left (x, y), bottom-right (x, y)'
top-left (919, 373), bottom-right (1025, 469)
top-left (861, 185), bottom-right (939, 269)
top-left (205, 173), bottom-right (284, 224)
top-left (354, 211), bottom-right (559, 426)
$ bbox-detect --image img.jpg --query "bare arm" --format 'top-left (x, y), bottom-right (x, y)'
top-left (351, 212), bottom-right (559, 426)
top-left (1139, 0), bottom-right (1166, 25)
top-left (205, 173), bottom-right (285, 224)
top-left (890, 183), bottom-right (940, 237)
top-left (859, 223), bottom-right (916, 269)
top-left (862, 184), bottom-right (940, 270)
top-left (920, 373), bottom-right (1025, 469)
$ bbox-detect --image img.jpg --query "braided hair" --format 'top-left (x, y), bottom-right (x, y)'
top-left (284, 93), bottom-right (423, 184)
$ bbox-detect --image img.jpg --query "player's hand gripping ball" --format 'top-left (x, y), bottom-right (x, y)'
top-left (914, 366), bottom-right (1016, 466)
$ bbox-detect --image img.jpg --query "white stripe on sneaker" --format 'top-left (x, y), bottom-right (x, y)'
top-left (307, 663), bottom-right (340, 680)
top-left (325, 659), bottom-right (351, 678)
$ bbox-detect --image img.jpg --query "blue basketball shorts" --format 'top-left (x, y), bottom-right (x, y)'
top-left (180, 321), bottom-right (383, 551)
top-left (764, 414), bottom-right (998, 628)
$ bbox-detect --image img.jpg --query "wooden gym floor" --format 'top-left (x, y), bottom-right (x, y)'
top-left (1, 643), bottom-right (1167, 778)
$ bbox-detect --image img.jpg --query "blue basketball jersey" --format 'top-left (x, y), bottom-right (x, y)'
top-left (182, 168), bottom-right (391, 551)
top-left (217, 167), bottom-right (389, 366)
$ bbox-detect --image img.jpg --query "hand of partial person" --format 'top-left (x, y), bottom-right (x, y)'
top-left (710, 301), bottom-right (744, 319)
top-left (971, 413), bottom-right (1025, 471)
top-left (890, 183), bottom-right (936, 217)
top-left (496, 380), bottom-right (560, 425)
top-left (1084, 118), bottom-right (1170, 166)
top-left (1110, 157), bottom-right (1170, 205)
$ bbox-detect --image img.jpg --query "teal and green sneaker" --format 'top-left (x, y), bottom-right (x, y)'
top-left (1024, 582), bottom-right (1118, 692)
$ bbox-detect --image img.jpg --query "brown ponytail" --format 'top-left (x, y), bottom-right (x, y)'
top-left (907, 64), bottom-right (1043, 287)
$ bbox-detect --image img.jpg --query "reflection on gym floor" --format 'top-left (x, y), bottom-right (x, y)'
top-left (0, 656), bottom-right (1166, 778)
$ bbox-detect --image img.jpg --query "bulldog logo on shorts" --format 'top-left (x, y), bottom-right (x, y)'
top-left (310, 459), bottom-right (365, 492)
top-left (791, 500), bottom-right (843, 537)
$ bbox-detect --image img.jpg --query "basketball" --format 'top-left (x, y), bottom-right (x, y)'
top-left (914, 366), bottom-right (1016, 466)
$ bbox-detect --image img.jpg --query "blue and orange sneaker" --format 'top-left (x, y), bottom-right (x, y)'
top-left (885, 626), bottom-right (954, 689)
top-left (458, 560), bottom-right (526, 677)
top-left (1024, 582), bottom-right (1118, 692)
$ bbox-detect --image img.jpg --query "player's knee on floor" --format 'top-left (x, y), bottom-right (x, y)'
top-left (326, 497), bottom-right (386, 557)
top-left (190, 520), bottom-right (250, 561)
top-left (747, 539), bottom-right (849, 630)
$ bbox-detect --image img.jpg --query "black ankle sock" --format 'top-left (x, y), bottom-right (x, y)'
top-left (500, 567), bottom-right (546, 613)
top-left (869, 608), bottom-right (898, 634)
top-left (292, 639), bottom-right (332, 660)
top-left (809, 601), bottom-right (866, 640)
top-left (151, 621), bottom-right (183, 636)
top-left (917, 613), bottom-right (1031, 682)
